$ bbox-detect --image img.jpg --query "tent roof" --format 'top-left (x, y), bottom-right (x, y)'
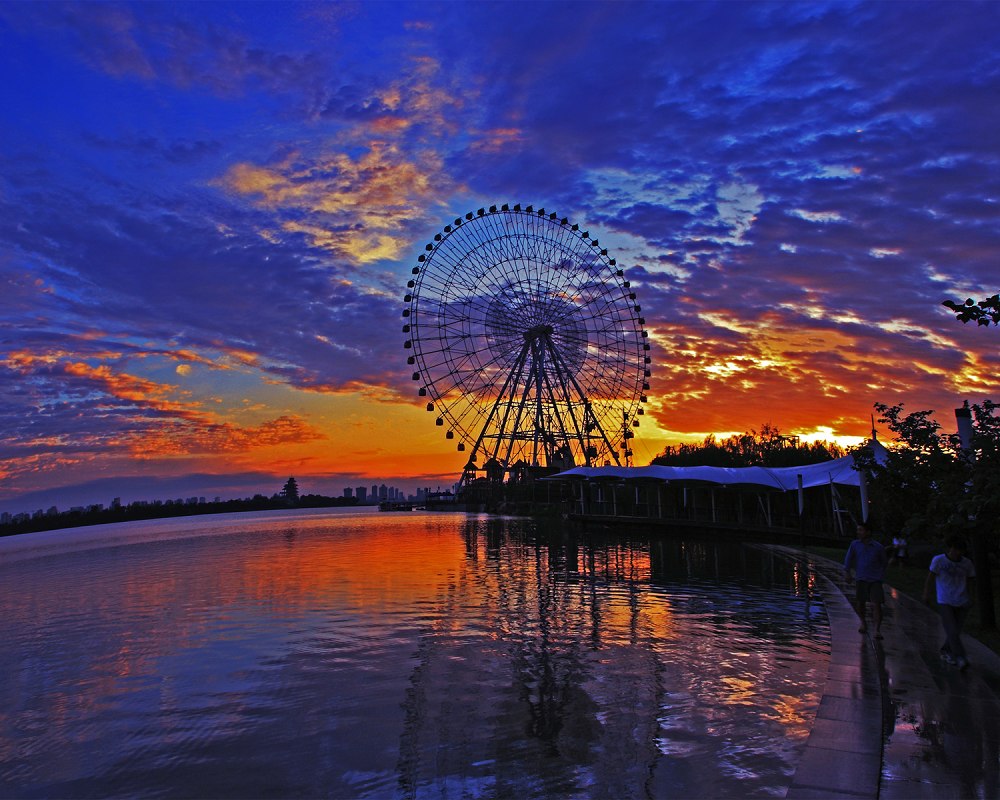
top-left (545, 438), bottom-right (889, 491)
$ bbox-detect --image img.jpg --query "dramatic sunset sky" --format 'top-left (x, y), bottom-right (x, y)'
top-left (2, 1), bottom-right (998, 513)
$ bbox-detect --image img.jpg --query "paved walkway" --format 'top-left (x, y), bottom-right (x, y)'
top-left (772, 547), bottom-right (1000, 799)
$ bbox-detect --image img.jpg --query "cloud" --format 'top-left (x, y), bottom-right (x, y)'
top-left (0, 159), bottom-right (411, 393)
top-left (217, 52), bottom-right (482, 265)
top-left (1, 2), bottom-right (330, 103)
top-left (219, 143), bottom-right (446, 263)
top-left (0, 338), bottom-right (327, 480)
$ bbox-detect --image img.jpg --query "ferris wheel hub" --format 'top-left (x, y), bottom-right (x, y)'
top-left (524, 324), bottom-right (554, 341)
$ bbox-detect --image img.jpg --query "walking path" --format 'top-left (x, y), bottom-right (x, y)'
top-left (773, 547), bottom-right (1000, 799)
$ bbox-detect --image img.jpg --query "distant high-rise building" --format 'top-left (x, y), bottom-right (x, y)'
top-left (378, 483), bottom-right (388, 500)
top-left (344, 487), bottom-right (353, 498)
top-left (356, 486), bottom-right (367, 503)
top-left (371, 484), bottom-right (378, 499)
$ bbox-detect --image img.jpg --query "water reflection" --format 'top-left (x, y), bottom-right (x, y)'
top-left (0, 509), bottom-right (829, 799)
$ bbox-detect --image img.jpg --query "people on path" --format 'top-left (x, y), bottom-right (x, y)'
top-left (891, 534), bottom-right (909, 566)
top-left (924, 535), bottom-right (977, 670)
top-left (843, 522), bottom-right (888, 637)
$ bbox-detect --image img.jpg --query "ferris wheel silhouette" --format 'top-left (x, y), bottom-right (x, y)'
top-left (403, 204), bottom-right (650, 478)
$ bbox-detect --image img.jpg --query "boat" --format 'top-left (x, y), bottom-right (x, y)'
top-left (378, 501), bottom-right (414, 512)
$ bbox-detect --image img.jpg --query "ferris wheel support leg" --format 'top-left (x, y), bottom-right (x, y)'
top-left (530, 336), bottom-right (547, 467)
top-left (538, 366), bottom-right (571, 466)
top-left (542, 335), bottom-right (591, 466)
top-left (465, 338), bottom-right (531, 479)
top-left (536, 343), bottom-right (576, 467)
top-left (550, 337), bottom-right (623, 467)
top-left (500, 367), bottom-right (535, 470)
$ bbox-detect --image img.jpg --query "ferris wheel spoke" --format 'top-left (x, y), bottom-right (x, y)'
top-left (446, 352), bottom-right (510, 387)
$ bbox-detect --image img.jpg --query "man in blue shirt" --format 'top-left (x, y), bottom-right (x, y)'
top-left (844, 523), bottom-right (888, 637)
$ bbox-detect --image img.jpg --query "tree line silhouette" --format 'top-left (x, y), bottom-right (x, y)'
top-left (652, 423), bottom-right (846, 468)
top-left (0, 476), bottom-right (356, 538)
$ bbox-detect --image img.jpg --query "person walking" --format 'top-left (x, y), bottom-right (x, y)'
top-left (843, 523), bottom-right (888, 637)
top-left (924, 535), bottom-right (977, 670)
top-left (891, 533), bottom-right (909, 567)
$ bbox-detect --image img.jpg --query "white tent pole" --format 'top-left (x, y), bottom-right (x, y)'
top-left (859, 469), bottom-right (870, 523)
top-left (830, 475), bottom-right (842, 536)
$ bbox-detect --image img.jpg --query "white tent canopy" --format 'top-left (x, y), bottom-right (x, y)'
top-left (546, 438), bottom-right (889, 491)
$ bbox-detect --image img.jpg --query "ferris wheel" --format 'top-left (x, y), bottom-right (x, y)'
top-left (403, 204), bottom-right (650, 478)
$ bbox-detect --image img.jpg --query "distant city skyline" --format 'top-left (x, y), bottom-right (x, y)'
top-left (2, 2), bottom-right (998, 513)
top-left (0, 473), bottom-right (432, 517)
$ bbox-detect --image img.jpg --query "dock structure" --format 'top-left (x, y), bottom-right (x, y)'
top-left (378, 500), bottom-right (415, 512)
top-left (543, 439), bottom-right (889, 541)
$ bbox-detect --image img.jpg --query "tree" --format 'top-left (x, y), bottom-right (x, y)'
top-left (280, 476), bottom-right (300, 504)
top-left (652, 423), bottom-right (845, 468)
top-left (855, 404), bottom-right (966, 541)
top-left (962, 402), bottom-right (1000, 626)
top-left (942, 295), bottom-right (1000, 327)
top-left (858, 401), bottom-right (1000, 628)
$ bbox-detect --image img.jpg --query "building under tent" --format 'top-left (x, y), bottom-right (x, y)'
top-left (544, 438), bottom-right (889, 538)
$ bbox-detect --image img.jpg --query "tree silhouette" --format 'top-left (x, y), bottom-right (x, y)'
top-left (281, 476), bottom-right (300, 503)
top-left (652, 423), bottom-right (844, 468)
top-left (942, 295), bottom-right (1000, 327)
top-left (856, 401), bottom-right (1000, 629)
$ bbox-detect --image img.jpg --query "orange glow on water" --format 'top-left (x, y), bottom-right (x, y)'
top-left (0, 512), bottom-right (830, 797)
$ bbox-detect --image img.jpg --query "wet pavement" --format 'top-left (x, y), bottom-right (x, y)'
top-left (774, 546), bottom-right (1000, 799)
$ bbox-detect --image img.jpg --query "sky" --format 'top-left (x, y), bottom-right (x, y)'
top-left (1, 1), bottom-right (999, 514)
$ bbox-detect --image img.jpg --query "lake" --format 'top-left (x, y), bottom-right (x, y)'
top-left (0, 507), bottom-right (830, 798)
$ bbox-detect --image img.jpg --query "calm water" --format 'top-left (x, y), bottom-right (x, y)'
top-left (0, 508), bottom-right (830, 799)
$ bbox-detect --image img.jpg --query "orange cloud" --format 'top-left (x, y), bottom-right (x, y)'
top-left (370, 116), bottom-right (411, 135)
top-left (131, 414), bottom-right (325, 459)
top-left (644, 314), bottom-right (905, 443)
top-left (4, 348), bottom-right (123, 371)
top-left (64, 362), bottom-right (182, 407)
top-left (216, 55), bottom-right (479, 265)
top-left (220, 144), bottom-right (444, 263)
top-left (471, 127), bottom-right (524, 153)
